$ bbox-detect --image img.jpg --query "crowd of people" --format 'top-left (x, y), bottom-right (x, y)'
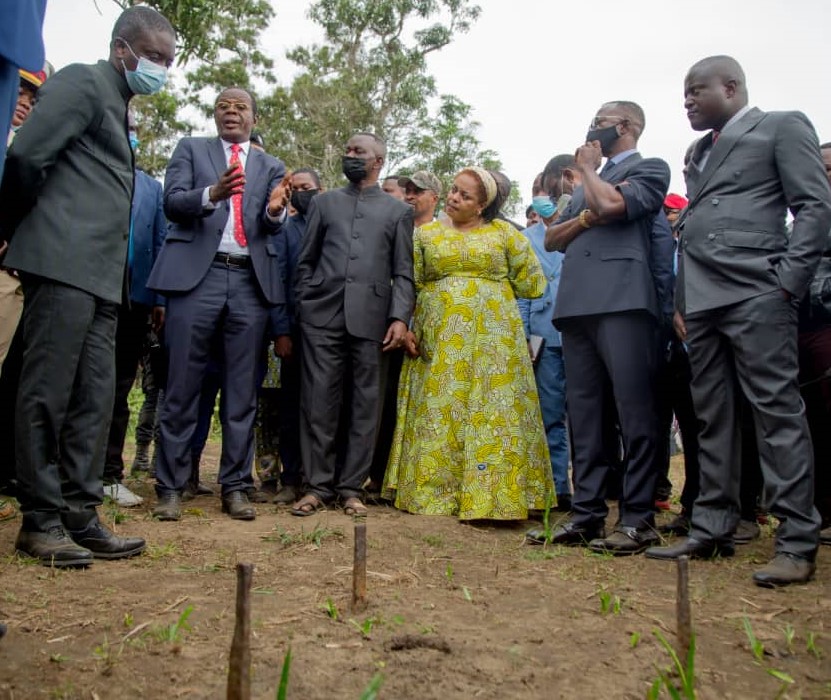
top-left (0, 5), bottom-right (830, 597)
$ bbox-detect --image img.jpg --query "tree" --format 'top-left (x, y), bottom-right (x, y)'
top-left (258, 0), bottom-right (483, 185)
top-left (131, 89), bottom-right (192, 177)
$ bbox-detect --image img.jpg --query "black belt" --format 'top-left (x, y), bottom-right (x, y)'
top-left (213, 252), bottom-right (251, 269)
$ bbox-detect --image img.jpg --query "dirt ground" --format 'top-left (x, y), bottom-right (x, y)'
top-left (0, 448), bottom-right (829, 700)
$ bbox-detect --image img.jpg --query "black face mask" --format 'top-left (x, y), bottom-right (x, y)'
top-left (585, 124), bottom-right (620, 156)
top-left (290, 189), bottom-right (318, 216)
top-left (342, 156), bottom-right (369, 183)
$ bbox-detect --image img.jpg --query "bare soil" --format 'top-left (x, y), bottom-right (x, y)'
top-left (0, 449), bottom-right (829, 700)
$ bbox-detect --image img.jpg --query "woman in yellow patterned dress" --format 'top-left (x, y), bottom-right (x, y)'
top-left (384, 167), bottom-right (554, 520)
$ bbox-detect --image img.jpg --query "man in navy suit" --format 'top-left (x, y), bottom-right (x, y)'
top-left (542, 101), bottom-right (672, 555)
top-left (102, 115), bottom-right (167, 507)
top-left (147, 87), bottom-right (287, 522)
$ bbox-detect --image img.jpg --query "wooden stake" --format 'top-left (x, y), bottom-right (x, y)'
top-left (676, 555), bottom-right (692, 659)
top-left (352, 522), bottom-right (367, 611)
top-left (227, 562), bottom-right (254, 700)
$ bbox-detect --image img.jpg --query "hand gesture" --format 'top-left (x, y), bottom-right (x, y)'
top-left (209, 163), bottom-right (245, 203)
top-left (403, 330), bottom-right (419, 358)
top-left (267, 172), bottom-right (293, 217)
top-left (575, 141), bottom-right (603, 172)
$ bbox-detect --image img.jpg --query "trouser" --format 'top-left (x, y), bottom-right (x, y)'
top-left (561, 311), bottom-right (658, 529)
top-left (0, 270), bottom-right (23, 377)
top-left (16, 277), bottom-right (117, 532)
top-left (300, 317), bottom-right (382, 501)
top-left (369, 348), bottom-right (404, 486)
top-left (135, 340), bottom-right (163, 448)
top-left (277, 339), bottom-right (302, 486)
top-left (533, 345), bottom-right (570, 496)
top-left (103, 302), bottom-right (151, 484)
top-left (686, 291), bottom-right (820, 558)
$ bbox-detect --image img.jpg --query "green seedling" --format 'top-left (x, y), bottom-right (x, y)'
top-left (807, 631), bottom-right (821, 659)
top-left (359, 673), bottom-right (384, 700)
top-left (742, 617), bottom-right (765, 663)
top-left (145, 542), bottom-right (179, 560)
top-left (275, 647), bottom-right (291, 700)
top-left (462, 586), bottom-right (473, 603)
top-left (350, 617), bottom-right (377, 638)
top-left (263, 523), bottom-right (343, 547)
top-left (322, 597), bottom-right (339, 620)
top-left (444, 563), bottom-right (454, 583)
top-left (783, 623), bottom-right (795, 654)
top-left (154, 605), bottom-right (194, 644)
top-left (122, 612), bottom-right (134, 628)
top-left (49, 653), bottom-right (68, 664)
top-left (422, 533), bottom-right (444, 547)
top-left (598, 589), bottom-right (620, 615)
top-left (541, 490), bottom-right (555, 544)
top-left (390, 614), bottom-right (405, 626)
top-left (651, 629), bottom-right (696, 699)
top-left (767, 668), bottom-right (794, 700)
top-left (613, 596), bottom-right (622, 615)
top-left (630, 632), bottom-right (641, 648)
top-left (93, 635), bottom-right (120, 675)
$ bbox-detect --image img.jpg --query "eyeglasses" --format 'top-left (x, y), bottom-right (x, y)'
top-left (589, 115), bottom-right (627, 129)
top-left (215, 100), bottom-right (251, 113)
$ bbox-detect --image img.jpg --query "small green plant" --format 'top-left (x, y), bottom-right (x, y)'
top-left (93, 635), bottom-right (120, 675)
top-left (597, 589), bottom-right (621, 615)
top-left (444, 563), bottom-right (454, 583)
top-left (123, 612), bottom-right (134, 629)
top-left (350, 617), bottom-right (377, 638)
top-left (742, 617), bottom-right (765, 663)
top-left (783, 624), bottom-right (795, 654)
top-left (767, 668), bottom-right (794, 700)
top-left (540, 490), bottom-right (555, 544)
top-left (359, 673), bottom-right (383, 700)
top-left (650, 629), bottom-right (696, 699)
top-left (102, 497), bottom-right (128, 525)
top-left (263, 524), bottom-right (343, 547)
top-left (49, 653), bottom-right (68, 664)
top-left (462, 586), bottom-right (473, 603)
top-left (145, 542), bottom-right (179, 560)
top-left (275, 647), bottom-right (291, 700)
top-left (630, 632), bottom-right (641, 648)
top-left (422, 533), bottom-right (444, 547)
top-left (153, 605), bottom-right (194, 644)
top-left (322, 598), bottom-right (339, 620)
top-left (807, 631), bottom-right (822, 659)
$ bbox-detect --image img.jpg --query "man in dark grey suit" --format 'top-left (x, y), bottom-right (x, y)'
top-left (532, 101), bottom-right (671, 555)
top-left (292, 133), bottom-right (414, 516)
top-left (646, 56), bottom-right (831, 587)
top-left (147, 88), bottom-right (287, 522)
top-left (0, 6), bottom-right (176, 566)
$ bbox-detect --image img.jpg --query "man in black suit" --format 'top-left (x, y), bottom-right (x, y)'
top-left (646, 56), bottom-right (831, 587)
top-left (0, 6), bottom-right (175, 566)
top-left (531, 101), bottom-right (671, 555)
top-left (292, 133), bottom-right (414, 516)
top-left (147, 87), bottom-right (287, 522)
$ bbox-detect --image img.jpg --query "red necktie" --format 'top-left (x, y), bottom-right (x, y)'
top-left (711, 130), bottom-right (720, 145)
top-left (229, 143), bottom-right (247, 247)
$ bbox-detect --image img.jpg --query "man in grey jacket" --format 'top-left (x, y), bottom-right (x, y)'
top-left (646, 56), bottom-right (831, 587)
top-left (292, 133), bottom-right (414, 516)
top-left (0, 6), bottom-right (175, 566)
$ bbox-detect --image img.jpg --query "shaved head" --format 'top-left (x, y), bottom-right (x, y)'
top-left (684, 55), bottom-right (748, 131)
top-left (687, 55), bottom-right (748, 101)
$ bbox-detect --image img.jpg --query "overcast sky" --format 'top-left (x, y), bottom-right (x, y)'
top-left (43, 0), bottom-right (831, 209)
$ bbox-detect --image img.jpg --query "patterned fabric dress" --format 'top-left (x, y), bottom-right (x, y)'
top-left (384, 218), bottom-right (555, 519)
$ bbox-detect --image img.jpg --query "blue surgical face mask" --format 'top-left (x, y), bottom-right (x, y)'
top-left (128, 131), bottom-right (139, 151)
top-left (119, 38), bottom-right (168, 95)
top-left (531, 195), bottom-right (556, 219)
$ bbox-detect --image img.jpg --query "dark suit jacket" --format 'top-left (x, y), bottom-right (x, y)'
top-left (552, 152), bottom-right (671, 327)
top-left (0, 60), bottom-right (134, 303)
top-left (130, 169), bottom-right (167, 308)
top-left (295, 183), bottom-right (415, 342)
top-left (270, 212), bottom-right (306, 336)
top-left (147, 137), bottom-right (286, 304)
top-left (677, 108), bottom-right (831, 315)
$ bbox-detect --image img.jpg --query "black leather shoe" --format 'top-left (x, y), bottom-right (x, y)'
top-left (645, 536), bottom-right (734, 561)
top-left (753, 553), bottom-right (816, 588)
top-left (182, 482), bottom-right (214, 501)
top-left (16, 526), bottom-right (93, 568)
top-left (589, 525), bottom-right (660, 556)
top-left (246, 487), bottom-right (270, 504)
top-left (153, 492), bottom-right (182, 521)
top-left (221, 491), bottom-right (256, 521)
top-left (733, 519), bottom-right (761, 544)
top-left (658, 513), bottom-right (691, 536)
top-left (69, 520), bottom-right (145, 560)
top-left (526, 520), bottom-right (605, 546)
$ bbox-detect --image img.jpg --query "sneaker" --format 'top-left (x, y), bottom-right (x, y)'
top-left (103, 483), bottom-right (144, 508)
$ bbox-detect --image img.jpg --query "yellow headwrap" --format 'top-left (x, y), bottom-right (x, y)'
top-left (461, 166), bottom-right (498, 207)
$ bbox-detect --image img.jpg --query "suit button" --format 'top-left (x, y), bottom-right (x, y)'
top-left (584, 251), bottom-right (591, 256)
top-left (346, 277), bottom-right (353, 283)
top-left (707, 233), bottom-right (716, 240)
top-left (711, 198), bottom-right (719, 205)
top-left (356, 213), bottom-right (364, 219)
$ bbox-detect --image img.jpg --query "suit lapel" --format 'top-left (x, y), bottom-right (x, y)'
top-left (243, 146), bottom-right (263, 226)
top-left (602, 152), bottom-right (642, 182)
top-left (208, 137), bottom-right (227, 180)
top-left (687, 107), bottom-right (766, 204)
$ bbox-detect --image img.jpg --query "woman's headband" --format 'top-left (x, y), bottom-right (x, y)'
top-left (462, 166), bottom-right (498, 207)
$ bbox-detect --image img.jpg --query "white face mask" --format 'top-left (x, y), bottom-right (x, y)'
top-left (119, 38), bottom-right (167, 95)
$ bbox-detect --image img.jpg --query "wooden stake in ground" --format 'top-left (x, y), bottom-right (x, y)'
top-left (227, 562), bottom-right (254, 700)
top-left (676, 555), bottom-right (692, 658)
top-left (352, 521), bottom-right (367, 611)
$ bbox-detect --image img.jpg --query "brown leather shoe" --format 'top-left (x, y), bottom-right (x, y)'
top-left (752, 553), bottom-right (815, 588)
top-left (15, 526), bottom-right (93, 568)
top-left (589, 525), bottom-right (660, 556)
top-left (221, 491), bottom-right (256, 521)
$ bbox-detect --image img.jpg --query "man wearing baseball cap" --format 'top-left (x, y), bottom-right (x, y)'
top-left (7, 62), bottom-right (53, 145)
top-left (663, 192), bottom-right (688, 227)
top-left (399, 171), bottom-right (441, 228)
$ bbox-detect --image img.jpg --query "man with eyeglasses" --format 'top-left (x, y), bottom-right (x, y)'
top-left (0, 6), bottom-right (175, 567)
top-left (147, 87), bottom-right (289, 522)
top-left (538, 102), bottom-right (672, 555)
